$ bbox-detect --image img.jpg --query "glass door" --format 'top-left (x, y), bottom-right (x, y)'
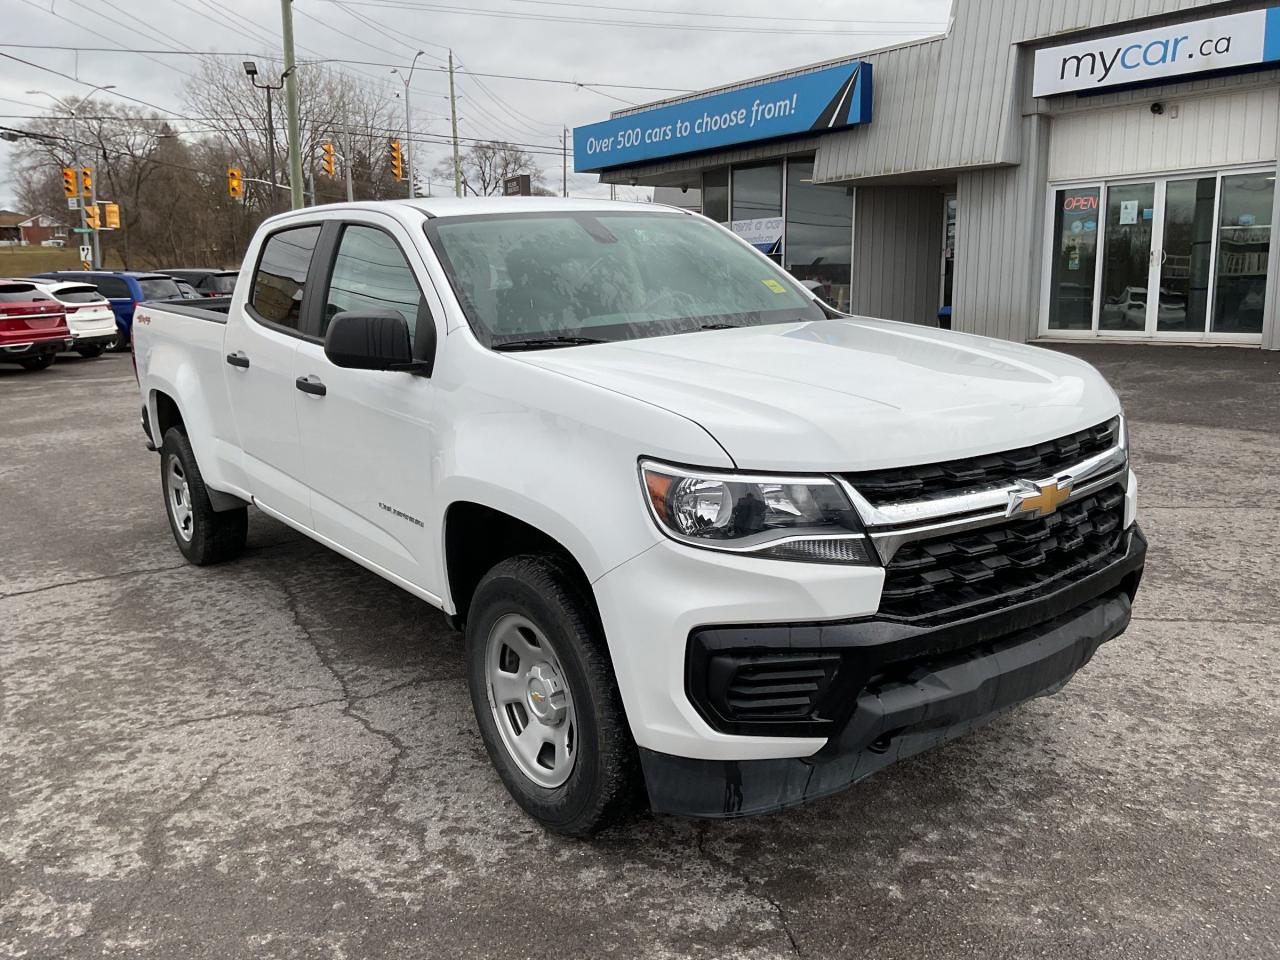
top-left (1098, 182), bottom-right (1156, 334)
top-left (1156, 177), bottom-right (1217, 334)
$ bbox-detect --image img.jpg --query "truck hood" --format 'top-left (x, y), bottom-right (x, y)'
top-left (516, 318), bottom-right (1121, 471)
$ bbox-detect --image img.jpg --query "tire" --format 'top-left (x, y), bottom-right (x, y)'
top-left (159, 426), bottom-right (248, 565)
top-left (465, 554), bottom-right (642, 837)
top-left (76, 345), bottom-right (105, 359)
top-left (19, 354), bottom-right (54, 371)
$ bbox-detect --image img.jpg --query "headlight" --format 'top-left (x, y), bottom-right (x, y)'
top-left (639, 460), bottom-right (874, 564)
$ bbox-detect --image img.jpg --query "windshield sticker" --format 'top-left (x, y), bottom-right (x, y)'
top-left (761, 279), bottom-right (787, 294)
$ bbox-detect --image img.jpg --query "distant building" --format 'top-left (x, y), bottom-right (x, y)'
top-left (18, 214), bottom-right (68, 246)
top-left (0, 209), bottom-right (25, 245)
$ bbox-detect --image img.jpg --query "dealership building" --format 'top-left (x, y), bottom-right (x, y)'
top-left (574, 0), bottom-right (1280, 350)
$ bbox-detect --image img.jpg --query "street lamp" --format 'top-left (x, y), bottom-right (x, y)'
top-left (243, 62), bottom-right (293, 212)
top-left (391, 50), bottom-right (426, 199)
top-left (27, 84), bottom-right (114, 269)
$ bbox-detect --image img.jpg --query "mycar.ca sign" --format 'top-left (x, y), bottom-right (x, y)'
top-left (573, 61), bottom-right (872, 173)
top-left (1033, 7), bottom-right (1280, 96)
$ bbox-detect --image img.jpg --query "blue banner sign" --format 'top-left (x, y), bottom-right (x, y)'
top-left (574, 61), bottom-right (872, 173)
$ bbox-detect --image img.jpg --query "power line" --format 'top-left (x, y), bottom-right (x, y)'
top-left (320, 0), bottom-right (948, 37)
top-left (504, 0), bottom-right (947, 28)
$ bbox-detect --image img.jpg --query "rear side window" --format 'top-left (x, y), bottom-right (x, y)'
top-left (139, 277), bottom-right (181, 300)
top-left (54, 286), bottom-right (105, 304)
top-left (93, 276), bottom-right (131, 299)
top-left (321, 225), bottom-right (427, 343)
top-left (251, 226), bottom-right (321, 331)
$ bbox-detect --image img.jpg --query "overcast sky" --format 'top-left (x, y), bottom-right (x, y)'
top-left (0, 0), bottom-right (952, 208)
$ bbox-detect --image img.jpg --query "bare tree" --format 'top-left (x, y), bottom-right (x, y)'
top-left (435, 140), bottom-right (547, 196)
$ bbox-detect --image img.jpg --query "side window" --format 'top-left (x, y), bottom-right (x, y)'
top-left (250, 225), bottom-right (322, 331)
top-left (93, 276), bottom-right (130, 299)
top-left (322, 224), bottom-right (427, 344)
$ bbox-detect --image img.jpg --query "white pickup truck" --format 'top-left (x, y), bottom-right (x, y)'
top-left (133, 198), bottom-right (1145, 836)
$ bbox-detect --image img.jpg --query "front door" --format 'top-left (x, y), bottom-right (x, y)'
top-left (292, 216), bottom-right (443, 598)
top-left (223, 222), bottom-right (323, 528)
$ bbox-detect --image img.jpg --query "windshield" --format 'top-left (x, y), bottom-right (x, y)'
top-left (138, 277), bottom-right (181, 300)
top-left (427, 211), bottom-right (826, 347)
top-left (209, 273), bottom-right (237, 293)
top-left (0, 283), bottom-right (41, 302)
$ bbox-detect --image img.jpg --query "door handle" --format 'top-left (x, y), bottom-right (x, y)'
top-left (225, 351), bottom-right (250, 368)
top-left (295, 375), bottom-right (327, 397)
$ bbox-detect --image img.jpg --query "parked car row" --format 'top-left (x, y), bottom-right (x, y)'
top-left (0, 267), bottom-right (238, 371)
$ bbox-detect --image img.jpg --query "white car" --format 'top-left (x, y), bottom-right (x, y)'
top-left (20, 278), bottom-right (117, 357)
top-left (131, 198), bottom-right (1145, 836)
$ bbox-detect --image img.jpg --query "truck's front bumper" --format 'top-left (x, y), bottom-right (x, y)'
top-left (638, 525), bottom-right (1146, 818)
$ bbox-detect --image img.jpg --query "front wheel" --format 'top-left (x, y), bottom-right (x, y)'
top-left (159, 427), bottom-right (247, 565)
top-left (19, 354), bottom-right (54, 371)
top-left (465, 554), bottom-right (642, 837)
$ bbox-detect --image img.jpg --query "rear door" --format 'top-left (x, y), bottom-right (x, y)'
top-left (291, 214), bottom-right (443, 595)
top-left (222, 223), bottom-right (324, 529)
top-left (87, 274), bottom-right (133, 338)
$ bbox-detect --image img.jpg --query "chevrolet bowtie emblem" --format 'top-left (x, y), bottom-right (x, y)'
top-left (530, 691), bottom-right (545, 703)
top-left (1007, 478), bottom-right (1073, 518)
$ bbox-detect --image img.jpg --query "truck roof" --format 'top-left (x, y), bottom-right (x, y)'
top-left (266, 196), bottom-right (676, 222)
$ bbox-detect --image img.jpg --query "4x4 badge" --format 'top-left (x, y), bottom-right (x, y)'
top-left (1007, 478), bottom-right (1073, 518)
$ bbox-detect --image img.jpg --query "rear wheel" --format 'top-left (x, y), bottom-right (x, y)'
top-left (465, 554), bottom-right (642, 837)
top-left (76, 345), bottom-right (105, 359)
top-left (19, 354), bottom-right (54, 371)
top-left (160, 427), bottom-right (247, 565)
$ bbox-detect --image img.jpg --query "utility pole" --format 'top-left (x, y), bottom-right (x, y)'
top-left (392, 50), bottom-right (426, 199)
top-left (449, 50), bottom-right (462, 198)
top-left (281, 0), bottom-right (304, 209)
top-left (343, 127), bottom-right (354, 202)
top-left (561, 125), bottom-right (567, 198)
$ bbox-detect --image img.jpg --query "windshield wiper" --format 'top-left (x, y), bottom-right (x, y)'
top-left (493, 336), bottom-right (609, 352)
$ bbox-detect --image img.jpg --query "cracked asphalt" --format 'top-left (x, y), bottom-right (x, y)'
top-left (2, 344), bottom-right (1278, 959)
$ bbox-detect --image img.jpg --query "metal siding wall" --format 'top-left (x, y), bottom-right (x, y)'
top-left (851, 187), bottom-right (945, 325)
top-left (953, 115), bottom-right (1051, 343)
top-left (1048, 87), bottom-right (1280, 181)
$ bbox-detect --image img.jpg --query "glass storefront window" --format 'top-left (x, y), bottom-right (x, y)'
top-left (1047, 187), bottom-right (1101, 330)
top-left (784, 159), bottom-right (852, 311)
top-left (1212, 172), bottom-right (1274, 334)
top-left (731, 163), bottom-right (783, 261)
top-left (702, 168), bottom-right (728, 224)
top-left (1156, 177), bottom-right (1215, 333)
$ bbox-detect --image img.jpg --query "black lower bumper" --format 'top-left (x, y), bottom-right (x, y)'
top-left (641, 525), bottom-right (1146, 819)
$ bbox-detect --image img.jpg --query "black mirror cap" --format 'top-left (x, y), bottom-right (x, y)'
top-left (324, 310), bottom-right (414, 371)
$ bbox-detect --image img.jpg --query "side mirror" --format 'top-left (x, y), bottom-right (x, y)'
top-left (324, 310), bottom-right (425, 372)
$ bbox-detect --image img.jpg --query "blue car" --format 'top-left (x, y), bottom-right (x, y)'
top-left (33, 271), bottom-right (182, 348)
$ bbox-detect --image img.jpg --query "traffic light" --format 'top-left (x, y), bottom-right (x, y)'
top-left (104, 203), bottom-right (120, 229)
top-left (321, 142), bottom-right (336, 177)
top-left (62, 167), bottom-right (76, 198)
top-left (227, 167), bottom-right (243, 199)
top-left (80, 166), bottom-right (93, 198)
top-left (388, 139), bottom-right (403, 181)
top-left (85, 204), bottom-right (100, 230)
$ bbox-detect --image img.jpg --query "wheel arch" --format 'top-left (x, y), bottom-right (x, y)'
top-left (442, 500), bottom-right (600, 631)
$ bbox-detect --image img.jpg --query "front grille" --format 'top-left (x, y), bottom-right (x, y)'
top-left (878, 483), bottom-right (1126, 624)
top-left (846, 418), bottom-right (1120, 507)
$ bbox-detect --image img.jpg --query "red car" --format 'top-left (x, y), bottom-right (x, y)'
top-left (0, 279), bottom-right (73, 371)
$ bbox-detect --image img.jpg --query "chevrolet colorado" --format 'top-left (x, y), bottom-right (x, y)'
top-left (132, 198), bottom-right (1145, 836)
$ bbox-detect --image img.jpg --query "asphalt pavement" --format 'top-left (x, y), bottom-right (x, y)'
top-left (2, 345), bottom-right (1278, 959)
